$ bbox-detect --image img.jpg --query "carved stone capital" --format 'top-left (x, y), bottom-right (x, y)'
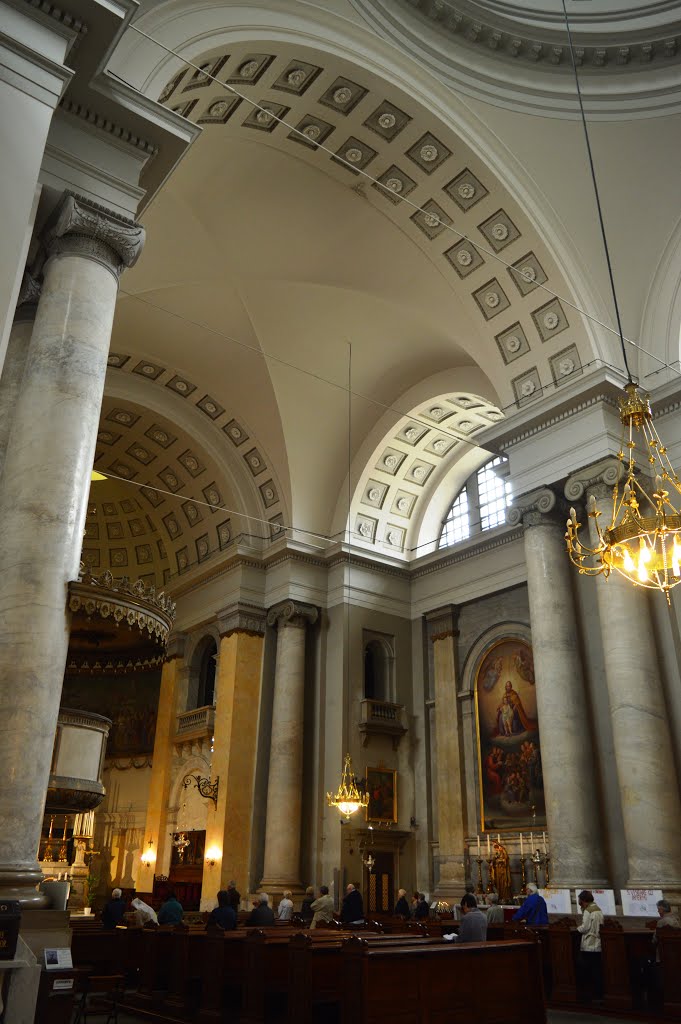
top-left (425, 604), bottom-right (459, 642)
top-left (42, 192), bottom-right (145, 281)
top-left (564, 458), bottom-right (623, 503)
top-left (15, 271), bottom-right (41, 319)
top-left (217, 602), bottom-right (267, 638)
top-left (507, 486), bottom-right (568, 529)
top-left (266, 599), bottom-right (318, 629)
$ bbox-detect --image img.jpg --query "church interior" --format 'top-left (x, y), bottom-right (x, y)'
top-left (2, 0), bottom-right (681, 1021)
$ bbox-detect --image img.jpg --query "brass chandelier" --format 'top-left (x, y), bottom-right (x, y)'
top-left (566, 383), bottom-right (681, 601)
top-left (560, 2), bottom-right (681, 602)
top-left (327, 753), bottom-right (368, 818)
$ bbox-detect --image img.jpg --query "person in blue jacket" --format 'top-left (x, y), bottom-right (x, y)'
top-left (512, 882), bottom-right (549, 925)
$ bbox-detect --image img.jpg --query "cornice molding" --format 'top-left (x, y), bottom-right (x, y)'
top-left (412, 522), bottom-right (523, 577)
top-left (59, 96), bottom-right (158, 156)
top-left (495, 391), bottom-right (621, 452)
top-left (217, 601), bottom-right (266, 638)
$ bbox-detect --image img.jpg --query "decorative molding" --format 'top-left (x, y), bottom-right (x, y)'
top-left (43, 191), bottom-right (145, 278)
top-left (494, 391), bottom-right (621, 452)
top-left (217, 601), bottom-right (267, 638)
top-left (165, 634), bottom-right (186, 661)
top-left (23, 0), bottom-right (86, 37)
top-left (59, 97), bottom-right (158, 156)
top-left (425, 603), bottom-right (459, 641)
top-left (266, 598), bottom-right (319, 629)
top-left (507, 486), bottom-right (560, 528)
top-left (412, 523), bottom-right (522, 577)
top-left (564, 458), bottom-right (624, 503)
top-left (17, 270), bottom-right (41, 309)
top-left (69, 568), bottom-right (175, 644)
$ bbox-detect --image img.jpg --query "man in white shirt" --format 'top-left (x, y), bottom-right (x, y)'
top-left (577, 890), bottom-right (604, 1001)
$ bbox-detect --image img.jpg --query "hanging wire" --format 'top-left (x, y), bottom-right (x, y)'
top-left (561, 0), bottom-right (633, 383)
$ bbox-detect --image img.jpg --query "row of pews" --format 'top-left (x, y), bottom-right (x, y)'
top-left (70, 918), bottom-right (544, 1024)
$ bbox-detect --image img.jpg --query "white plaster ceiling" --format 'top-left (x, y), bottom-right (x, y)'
top-left (105, 22), bottom-right (612, 565)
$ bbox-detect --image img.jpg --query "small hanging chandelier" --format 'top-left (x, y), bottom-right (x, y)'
top-left (327, 753), bottom-right (369, 818)
top-left (171, 831), bottom-right (190, 859)
top-left (566, 383), bottom-right (681, 601)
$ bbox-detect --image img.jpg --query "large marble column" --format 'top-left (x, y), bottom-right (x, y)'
top-left (426, 606), bottom-right (467, 899)
top-left (261, 600), bottom-right (318, 895)
top-left (201, 604), bottom-right (266, 907)
top-left (0, 274), bottom-right (40, 479)
top-left (567, 462), bottom-right (681, 895)
top-left (0, 192), bottom-right (144, 904)
top-left (509, 488), bottom-right (608, 887)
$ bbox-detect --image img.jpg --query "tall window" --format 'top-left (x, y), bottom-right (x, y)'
top-left (196, 639), bottom-right (217, 708)
top-left (439, 456), bottom-right (512, 549)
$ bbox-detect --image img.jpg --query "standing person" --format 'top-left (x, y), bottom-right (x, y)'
top-left (157, 890), bottom-right (184, 925)
top-left (207, 890), bottom-right (237, 931)
top-left (444, 893), bottom-right (488, 942)
top-left (277, 890), bottom-right (294, 920)
top-left (577, 890), bottom-right (604, 1002)
top-left (101, 888), bottom-right (126, 929)
top-left (310, 885), bottom-right (335, 929)
top-left (652, 898), bottom-right (681, 961)
top-left (300, 886), bottom-right (315, 921)
top-left (246, 893), bottom-right (275, 926)
top-left (511, 883), bottom-right (549, 925)
top-left (394, 888), bottom-right (410, 918)
top-left (414, 893), bottom-right (429, 920)
top-left (226, 880), bottom-right (241, 913)
top-left (485, 892), bottom-right (504, 924)
top-left (341, 883), bottom-right (364, 925)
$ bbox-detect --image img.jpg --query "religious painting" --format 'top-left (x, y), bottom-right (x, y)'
top-left (365, 767), bottom-right (397, 823)
top-left (475, 639), bottom-right (546, 830)
top-left (61, 670), bottom-right (161, 757)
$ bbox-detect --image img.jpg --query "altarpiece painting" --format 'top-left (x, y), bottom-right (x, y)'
top-left (475, 639), bottom-right (546, 830)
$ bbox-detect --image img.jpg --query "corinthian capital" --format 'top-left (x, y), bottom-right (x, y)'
top-left (507, 486), bottom-right (566, 528)
top-left (564, 458), bottom-right (623, 504)
top-left (266, 599), bottom-right (318, 629)
top-left (43, 192), bottom-right (145, 280)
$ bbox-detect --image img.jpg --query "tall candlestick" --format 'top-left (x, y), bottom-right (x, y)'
top-left (477, 834), bottom-right (481, 857)
top-left (497, 833), bottom-right (501, 846)
top-left (530, 831), bottom-right (534, 850)
top-left (519, 832), bottom-right (524, 856)
top-left (542, 831), bottom-right (547, 855)
top-left (487, 834), bottom-right (491, 857)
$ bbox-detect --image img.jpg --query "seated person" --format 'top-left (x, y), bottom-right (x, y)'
top-left (300, 886), bottom-right (315, 920)
top-left (277, 890), bottom-right (294, 921)
top-left (341, 883), bottom-right (364, 925)
top-left (444, 893), bottom-right (487, 942)
top-left (207, 890), bottom-right (237, 931)
top-left (157, 891), bottom-right (184, 926)
top-left (414, 892), bottom-right (430, 920)
top-left (310, 885), bottom-right (335, 929)
top-left (485, 892), bottom-right (504, 924)
top-left (247, 892), bottom-right (275, 926)
top-left (101, 888), bottom-right (126, 929)
top-left (652, 898), bottom-right (681, 961)
top-left (512, 883), bottom-right (548, 926)
top-left (131, 896), bottom-right (158, 927)
top-left (394, 888), bottom-right (410, 918)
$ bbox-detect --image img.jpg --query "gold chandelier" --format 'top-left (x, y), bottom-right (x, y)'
top-left (327, 753), bottom-right (368, 818)
top-left (566, 382), bottom-right (681, 602)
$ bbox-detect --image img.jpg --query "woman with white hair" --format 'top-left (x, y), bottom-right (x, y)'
top-left (101, 887), bottom-right (126, 929)
top-left (511, 883), bottom-right (549, 925)
top-left (277, 890), bottom-right (294, 920)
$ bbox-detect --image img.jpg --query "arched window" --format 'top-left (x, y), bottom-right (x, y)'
top-left (196, 638), bottom-right (217, 708)
top-left (439, 456), bottom-right (512, 549)
top-left (363, 635), bottom-right (394, 702)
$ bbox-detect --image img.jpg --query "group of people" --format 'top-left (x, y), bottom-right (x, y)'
top-left (393, 889), bottom-right (430, 920)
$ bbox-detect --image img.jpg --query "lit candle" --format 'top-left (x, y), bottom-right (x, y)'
top-left (487, 834), bottom-right (491, 857)
top-left (542, 832), bottom-right (547, 855)
top-left (497, 833), bottom-right (501, 846)
top-left (520, 832), bottom-right (524, 856)
top-left (477, 834), bottom-right (481, 858)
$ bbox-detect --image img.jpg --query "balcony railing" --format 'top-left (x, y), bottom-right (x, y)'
top-left (175, 705), bottom-right (215, 740)
top-left (358, 699), bottom-right (407, 749)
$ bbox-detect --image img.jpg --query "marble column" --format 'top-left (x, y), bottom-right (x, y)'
top-left (201, 604), bottom-right (266, 908)
top-left (0, 192), bottom-right (144, 904)
top-left (567, 462), bottom-right (681, 895)
top-left (426, 606), bottom-right (467, 899)
top-left (509, 488), bottom-right (608, 887)
top-left (0, 274), bottom-right (40, 479)
top-left (140, 636), bottom-right (185, 887)
top-left (261, 600), bottom-right (318, 895)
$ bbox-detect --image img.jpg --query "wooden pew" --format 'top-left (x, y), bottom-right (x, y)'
top-left (546, 918), bottom-right (577, 1005)
top-left (600, 918), bottom-right (631, 1011)
top-left (658, 927), bottom-right (681, 1019)
top-left (196, 930), bottom-right (246, 1024)
top-left (341, 936), bottom-right (546, 1024)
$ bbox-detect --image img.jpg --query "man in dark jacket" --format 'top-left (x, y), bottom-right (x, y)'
top-left (207, 890), bottom-right (237, 930)
top-left (226, 880), bottom-right (241, 912)
top-left (512, 883), bottom-right (549, 926)
top-left (414, 893), bottom-right (430, 920)
top-left (246, 893), bottom-right (275, 926)
top-left (101, 888), bottom-right (126, 929)
top-left (394, 888), bottom-right (410, 917)
top-left (341, 883), bottom-right (364, 924)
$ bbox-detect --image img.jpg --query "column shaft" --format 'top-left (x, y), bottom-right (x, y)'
top-left (588, 488), bottom-right (681, 891)
top-left (522, 511), bottom-right (607, 887)
top-left (261, 602), bottom-right (317, 893)
top-left (0, 299), bottom-right (36, 479)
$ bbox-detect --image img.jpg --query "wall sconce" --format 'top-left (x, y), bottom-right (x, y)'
top-left (140, 839), bottom-right (156, 867)
top-left (205, 846), bottom-right (221, 867)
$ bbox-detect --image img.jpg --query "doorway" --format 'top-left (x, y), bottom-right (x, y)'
top-left (365, 851), bottom-right (394, 914)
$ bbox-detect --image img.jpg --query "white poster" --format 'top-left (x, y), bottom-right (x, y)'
top-left (621, 889), bottom-right (663, 917)
top-left (574, 889), bottom-right (617, 916)
top-left (540, 888), bottom-right (572, 914)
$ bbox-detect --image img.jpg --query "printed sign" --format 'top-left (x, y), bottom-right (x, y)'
top-left (574, 889), bottom-right (617, 916)
top-left (44, 948), bottom-right (73, 971)
top-left (540, 888), bottom-right (572, 914)
top-left (620, 889), bottom-right (663, 917)
top-left (53, 979), bottom-right (74, 990)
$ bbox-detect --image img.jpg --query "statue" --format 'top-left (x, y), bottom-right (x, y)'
top-left (490, 840), bottom-right (512, 903)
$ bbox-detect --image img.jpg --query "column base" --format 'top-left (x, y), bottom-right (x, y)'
top-left (0, 864), bottom-right (48, 908)
top-left (433, 861), bottom-right (467, 906)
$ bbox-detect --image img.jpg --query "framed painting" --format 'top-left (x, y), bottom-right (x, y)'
top-left (365, 767), bottom-right (397, 823)
top-left (475, 638), bottom-right (546, 831)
